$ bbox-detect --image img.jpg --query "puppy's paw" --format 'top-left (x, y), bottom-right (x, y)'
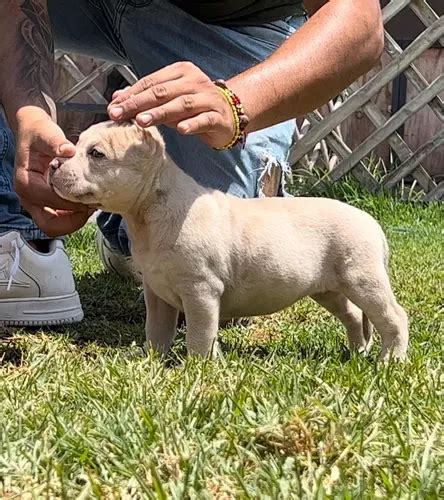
top-left (379, 349), bottom-right (408, 363)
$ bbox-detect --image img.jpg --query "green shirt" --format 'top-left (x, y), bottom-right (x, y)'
top-left (171, 1), bottom-right (306, 25)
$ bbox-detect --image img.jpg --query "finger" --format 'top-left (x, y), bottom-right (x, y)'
top-left (176, 112), bottom-right (227, 136)
top-left (109, 78), bottom-right (195, 121)
top-left (33, 122), bottom-right (76, 158)
top-left (134, 93), bottom-right (222, 127)
top-left (31, 206), bottom-right (91, 237)
top-left (112, 86), bottom-right (131, 101)
top-left (47, 208), bottom-right (96, 218)
top-left (109, 62), bottom-right (189, 106)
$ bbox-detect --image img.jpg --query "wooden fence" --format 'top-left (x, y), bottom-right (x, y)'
top-left (290, 0), bottom-right (443, 201)
top-left (55, 0), bottom-right (444, 201)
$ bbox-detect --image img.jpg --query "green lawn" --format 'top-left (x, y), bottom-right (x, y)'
top-left (1, 194), bottom-right (443, 498)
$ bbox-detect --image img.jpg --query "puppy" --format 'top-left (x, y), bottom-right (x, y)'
top-left (50, 121), bottom-right (409, 360)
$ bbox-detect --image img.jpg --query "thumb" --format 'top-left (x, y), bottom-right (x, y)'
top-left (57, 142), bottom-right (76, 157)
top-left (33, 121), bottom-right (76, 158)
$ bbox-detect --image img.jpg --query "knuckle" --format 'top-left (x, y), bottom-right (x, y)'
top-left (179, 61), bottom-right (195, 72)
top-left (169, 61), bottom-right (182, 72)
top-left (198, 75), bottom-right (211, 85)
top-left (139, 76), bottom-right (155, 91)
top-left (181, 95), bottom-right (195, 111)
top-left (205, 113), bottom-right (217, 128)
top-left (124, 94), bottom-right (140, 113)
top-left (153, 108), bottom-right (168, 122)
top-left (152, 84), bottom-right (168, 100)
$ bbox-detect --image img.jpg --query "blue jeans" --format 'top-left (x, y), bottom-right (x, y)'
top-left (0, 0), bottom-right (304, 255)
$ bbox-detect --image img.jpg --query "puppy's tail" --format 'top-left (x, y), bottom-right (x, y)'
top-left (362, 313), bottom-right (374, 354)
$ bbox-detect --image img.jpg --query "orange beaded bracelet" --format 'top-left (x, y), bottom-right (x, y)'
top-left (213, 79), bottom-right (249, 150)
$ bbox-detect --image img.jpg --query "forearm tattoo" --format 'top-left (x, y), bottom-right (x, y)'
top-left (17, 0), bottom-right (56, 116)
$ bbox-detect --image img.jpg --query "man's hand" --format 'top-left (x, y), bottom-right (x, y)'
top-left (107, 62), bottom-right (235, 149)
top-left (14, 109), bottom-right (94, 237)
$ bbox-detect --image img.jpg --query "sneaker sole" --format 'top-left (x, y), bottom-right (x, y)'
top-left (0, 292), bottom-right (84, 327)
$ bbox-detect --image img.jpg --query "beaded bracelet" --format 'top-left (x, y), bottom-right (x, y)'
top-left (213, 79), bottom-right (249, 150)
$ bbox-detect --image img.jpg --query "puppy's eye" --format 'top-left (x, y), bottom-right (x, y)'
top-left (88, 148), bottom-right (106, 159)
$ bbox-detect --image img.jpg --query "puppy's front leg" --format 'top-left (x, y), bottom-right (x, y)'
top-left (182, 294), bottom-right (220, 358)
top-left (144, 282), bottom-right (179, 355)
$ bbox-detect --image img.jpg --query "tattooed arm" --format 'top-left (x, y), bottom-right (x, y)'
top-left (0, 0), bottom-right (92, 237)
top-left (0, 0), bottom-right (56, 128)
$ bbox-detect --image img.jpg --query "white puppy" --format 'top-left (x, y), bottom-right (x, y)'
top-left (50, 121), bottom-right (408, 360)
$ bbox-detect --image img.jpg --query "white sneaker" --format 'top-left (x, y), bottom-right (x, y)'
top-left (0, 231), bottom-right (83, 326)
top-left (96, 230), bottom-right (142, 283)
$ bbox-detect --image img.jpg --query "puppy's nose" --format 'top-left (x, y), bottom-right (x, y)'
top-left (50, 158), bottom-right (61, 171)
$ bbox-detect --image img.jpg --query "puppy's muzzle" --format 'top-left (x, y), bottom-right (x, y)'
top-left (49, 157), bottom-right (65, 187)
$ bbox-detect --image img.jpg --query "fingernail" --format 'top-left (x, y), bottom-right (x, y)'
top-left (138, 113), bottom-right (153, 126)
top-left (43, 206), bottom-right (59, 216)
top-left (110, 107), bottom-right (123, 119)
top-left (179, 124), bottom-right (190, 134)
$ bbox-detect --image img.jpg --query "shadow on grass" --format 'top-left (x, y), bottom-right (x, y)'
top-left (55, 271), bottom-right (146, 347)
top-left (0, 337), bottom-right (25, 366)
top-left (221, 337), bottom-right (353, 363)
top-left (23, 270), bottom-right (357, 364)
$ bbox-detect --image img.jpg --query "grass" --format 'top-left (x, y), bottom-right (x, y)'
top-left (1, 189), bottom-right (443, 498)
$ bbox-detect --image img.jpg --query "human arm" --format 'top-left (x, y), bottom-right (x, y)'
top-left (228, 0), bottom-right (384, 132)
top-left (108, 0), bottom-right (384, 148)
top-left (0, 1), bottom-right (92, 237)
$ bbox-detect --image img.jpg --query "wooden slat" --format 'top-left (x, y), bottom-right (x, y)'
top-left (289, 16), bottom-right (444, 165)
top-left (56, 54), bottom-right (108, 104)
top-left (382, 0), bottom-right (413, 23)
top-left (409, 0), bottom-right (444, 47)
top-left (385, 33), bottom-right (444, 121)
top-left (300, 81), bottom-right (435, 192)
top-left (384, 128), bottom-right (444, 188)
top-left (116, 65), bottom-right (138, 85)
top-left (329, 75), bottom-right (444, 182)
top-left (423, 181), bottom-right (444, 201)
top-left (307, 110), bottom-right (380, 191)
top-left (57, 62), bottom-right (114, 103)
top-left (346, 82), bottom-right (434, 191)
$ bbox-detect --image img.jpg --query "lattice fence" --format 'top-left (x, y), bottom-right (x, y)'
top-left (55, 50), bottom-right (137, 113)
top-left (290, 0), bottom-right (444, 201)
top-left (55, 0), bottom-right (444, 201)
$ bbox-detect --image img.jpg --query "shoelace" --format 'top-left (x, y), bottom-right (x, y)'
top-left (7, 240), bottom-right (19, 291)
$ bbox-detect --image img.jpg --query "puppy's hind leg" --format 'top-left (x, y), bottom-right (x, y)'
top-left (144, 282), bottom-right (179, 355)
top-left (344, 269), bottom-right (408, 361)
top-left (182, 293), bottom-right (220, 358)
top-left (311, 291), bottom-right (373, 354)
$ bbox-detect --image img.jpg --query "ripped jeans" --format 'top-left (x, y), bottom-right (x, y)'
top-left (0, 0), bottom-right (304, 256)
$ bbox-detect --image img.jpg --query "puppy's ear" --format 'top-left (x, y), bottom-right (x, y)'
top-left (130, 119), bottom-right (165, 152)
top-left (131, 119), bottom-right (153, 142)
top-left (130, 118), bottom-right (140, 128)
